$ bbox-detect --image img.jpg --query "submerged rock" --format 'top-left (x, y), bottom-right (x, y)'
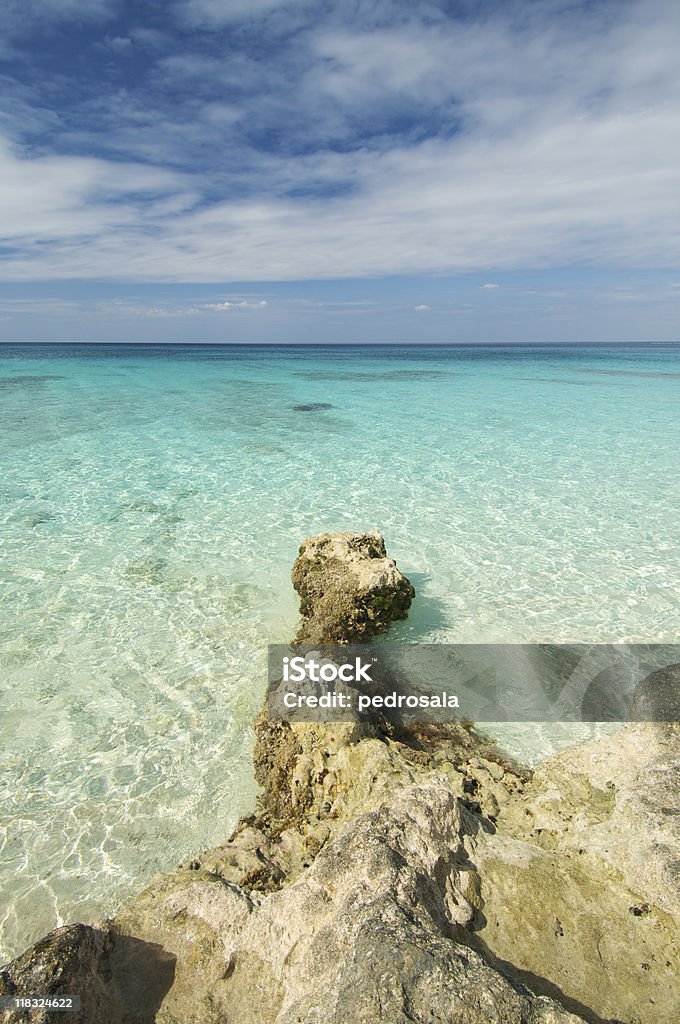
top-left (0, 375), bottom-right (64, 390)
top-left (291, 402), bottom-right (333, 411)
top-left (124, 556), bottom-right (168, 585)
top-left (292, 530), bottom-right (415, 643)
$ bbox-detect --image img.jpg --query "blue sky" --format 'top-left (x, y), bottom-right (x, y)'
top-left (0, 0), bottom-right (679, 343)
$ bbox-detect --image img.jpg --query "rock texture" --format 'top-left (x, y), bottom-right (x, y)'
top-left (0, 925), bottom-right (175, 1024)
top-left (1, 926), bottom-right (110, 1023)
top-left (469, 722), bottom-right (680, 1024)
top-left (111, 778), bottom-right (585, 1024)
top-left (2, 532), bottom-right (678, 1024)
top-left (292, 531), bottom-right (415, 642)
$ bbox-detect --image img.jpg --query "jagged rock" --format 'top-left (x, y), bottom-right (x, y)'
top-left (112, 779), bottom-right (585, 1024)
top-left (3, 532), bottom-right (673, 1024)
top-left (0, 926), bottom-right (108, 1024)
top-left (468, 722), bottom-right (680, 1024)
top-left (292, 531), bottom-right (415, 643)
top-left (0, 924), bottom-right (175, 1024)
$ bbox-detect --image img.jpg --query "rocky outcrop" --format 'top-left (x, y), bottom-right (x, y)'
top-left (184, 710), bottom-right (679, 1024)
top-left (111, 778), bottom-right (585, 1024)
top-left (292, 531), bottom-right (415, 642)
top-left (0, 925), bottom-right (174, 1024)
top-left (2, 532), bottom-right (678, 1024)
top-left (1, 926), bottom-right (110, 1023)
top-left (468, 722), bottom-right (680, 1024)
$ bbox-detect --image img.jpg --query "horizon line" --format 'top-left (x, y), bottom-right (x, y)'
top-left (1, 340), bottom-right (679, 349)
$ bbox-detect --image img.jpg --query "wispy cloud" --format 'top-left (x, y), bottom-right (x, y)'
top-left (202, 300), bottom-right (268, 310)
top-left (101, 35), bottom-right (134, 54)
top-left (0, 297), bottom-right (84, 315)
top-left (0, 135), bottom-right (188, 247)
top-left (175, 0), bottom-right (302, 26)
top-left (0, 295), bottom-right (268, 318)
top-left (0, 0), bottom-right (679, 285)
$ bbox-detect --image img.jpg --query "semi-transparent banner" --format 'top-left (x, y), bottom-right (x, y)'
top-left (266, 644), bottom-right (680, 723)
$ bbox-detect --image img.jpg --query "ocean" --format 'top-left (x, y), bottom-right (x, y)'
top-left (1, 341), bottom-right (678, 961)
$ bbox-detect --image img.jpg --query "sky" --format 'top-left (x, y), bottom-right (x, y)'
top-left (0, 0), bottom-right (679, 343)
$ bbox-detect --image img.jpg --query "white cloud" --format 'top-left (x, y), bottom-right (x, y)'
top-left (5, 95), bottom-right (679, 283)
top-left (104, 36), bottom-right (133, 54)
top-left (203, 300), bottom-right (268, 310)
top-left (0, 135), bottom-right (187, 246)
top-left (481, 283), bottom-right (500, 290)
top-left (2, 1), bottom-right (680, 282)
top-left (414, 304), bottom-right (430, 312)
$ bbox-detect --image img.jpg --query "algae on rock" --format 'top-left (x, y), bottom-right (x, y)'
top-left (292, 531), bottom-right (415, 643)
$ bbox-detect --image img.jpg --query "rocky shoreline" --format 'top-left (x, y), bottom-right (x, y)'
top-left (1, 533), bottom-right (678, 1023)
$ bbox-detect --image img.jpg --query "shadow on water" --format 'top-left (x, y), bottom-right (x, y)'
top-left (385, 572), bottom-right (451, 640)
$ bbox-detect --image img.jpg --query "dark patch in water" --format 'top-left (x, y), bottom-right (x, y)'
top-left (294, 369), bottom-right (451, 382)
top-left (0, 374), bottom-right (64, 389)
top-left (28, 511), bottom-right (57, 528)
top-left (108, 499), bottom-right (165, 522)
top-left (216, 378), bottom-right (282, 388)
top-left (516, 377), bottom-right (606, 386)
top-left (125, 556), bottom-right (168, 585)
top-left (573, 368), bottom-right (680, 380)
top-left (292, 402), bottom-right (334, 412)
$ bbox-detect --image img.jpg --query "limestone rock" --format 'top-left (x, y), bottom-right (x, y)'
top-left (111, 779), bottom-right (585, 1024)
top-left (3, 531), bottom-right (674, 1024)
top-left (0, 925), bottom-right (109, 1024)
top-left (0, 923), bottom-right (175, 1024)
top-left (292, 531), bottom-right (415, 643)
top-left (468, 722), bottom-right (680, 1024)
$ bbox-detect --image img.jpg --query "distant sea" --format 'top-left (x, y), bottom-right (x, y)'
top-left (1, 342), bottom-right (679, 961)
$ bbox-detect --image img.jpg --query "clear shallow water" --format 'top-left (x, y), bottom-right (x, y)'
top-left (1, 342), bottom-right (679, 961)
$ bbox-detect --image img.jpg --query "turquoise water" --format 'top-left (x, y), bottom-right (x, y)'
top-left (1, 342), bottom-right (679, 961)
